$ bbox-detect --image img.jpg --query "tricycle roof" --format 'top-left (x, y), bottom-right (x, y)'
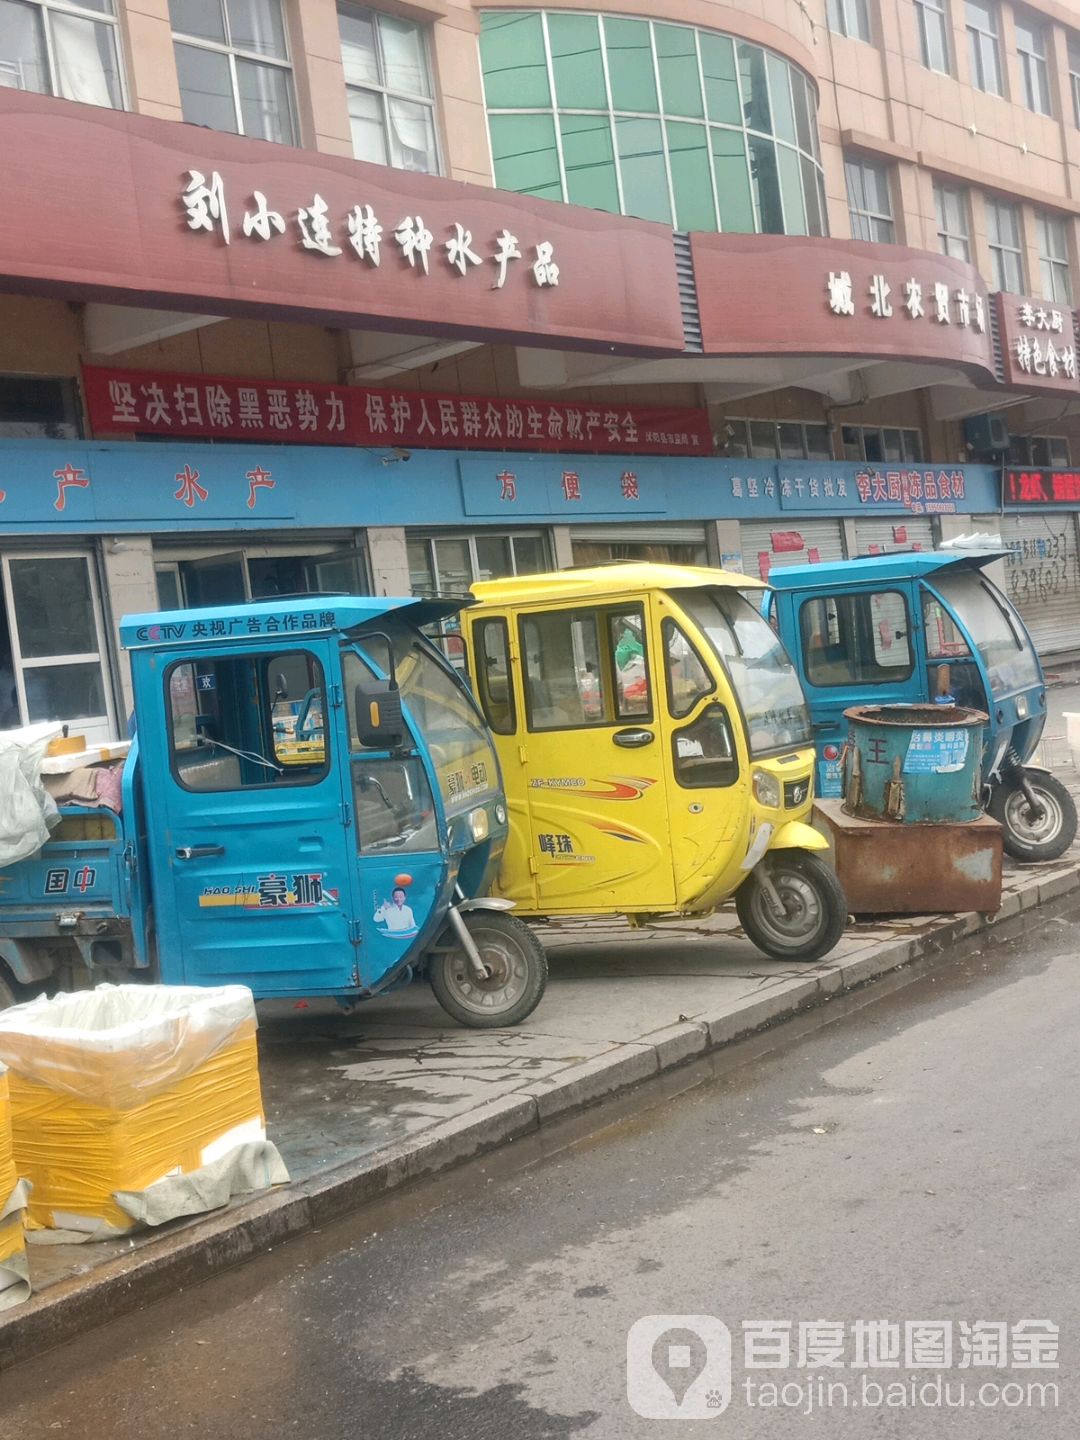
top-left (765, 549), bottom-right (1006, 592)
top-left (120, 594), bottom-right (463, 650)
top-left (471, 561), bottom-right (763, 606)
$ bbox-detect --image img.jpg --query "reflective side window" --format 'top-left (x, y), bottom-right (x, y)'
top-left (474, 617), bottom-right (515, 735)
top-left (672, 704), bottom-right (738, 789)
top-left (663, 617), bottom-right (713, 718)
top-left (799, 591), bottom-right (913, 687)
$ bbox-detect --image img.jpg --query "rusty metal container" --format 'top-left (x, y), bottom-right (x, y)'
top-left (842, 704), bottom-right (987, 824)
top-left (814, 800), bottom-right (1003, 914)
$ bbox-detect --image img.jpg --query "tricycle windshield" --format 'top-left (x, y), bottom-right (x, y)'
top-left (355, 622), bottom-right (501, 815)
top-left (672, 588), bottom-right (813, 755)
top-left (927, 571), bottom-right (1041, 697)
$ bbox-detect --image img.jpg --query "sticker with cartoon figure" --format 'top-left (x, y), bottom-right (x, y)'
top-left (373, 872), bottom-right (420, 939)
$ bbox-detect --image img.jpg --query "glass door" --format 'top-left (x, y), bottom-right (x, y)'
top-left (1, 552), bottom-right (116, 744)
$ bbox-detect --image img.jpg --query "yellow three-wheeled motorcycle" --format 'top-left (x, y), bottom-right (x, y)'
top-left (461, 563), bottom-right (847, 961)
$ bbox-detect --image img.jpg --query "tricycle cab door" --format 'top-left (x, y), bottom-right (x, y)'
top-left (779, 581), bottom-right (929, 796)
top-left (137, 637), bottom-right (361, 997)
top-left (511, 594), bottom-right (676, 912)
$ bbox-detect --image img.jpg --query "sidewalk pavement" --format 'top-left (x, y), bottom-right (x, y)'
top-left (3, 770), bottom-right (1079, 1367)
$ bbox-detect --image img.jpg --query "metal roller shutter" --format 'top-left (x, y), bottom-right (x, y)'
top-left (738, 518), bottom-right (846, 580)
top-left (854, 515), bottom-right (934, 555)
top-left (998, 511), bottom-right (1080, 659)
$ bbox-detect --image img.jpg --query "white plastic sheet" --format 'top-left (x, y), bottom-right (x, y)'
top-left (0, 722), bottom-right (62, 867)
top-left (0, 983), bottom-right (257, 1109)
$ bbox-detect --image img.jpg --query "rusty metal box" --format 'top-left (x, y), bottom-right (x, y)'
top-left (813, 800), bottom-right (1003, 915)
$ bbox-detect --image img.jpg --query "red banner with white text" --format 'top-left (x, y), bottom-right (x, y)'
top-left (82, 366), bottom-right (713, 457)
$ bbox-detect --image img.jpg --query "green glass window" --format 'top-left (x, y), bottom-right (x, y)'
top-left (604, 17), bottom-right (657, 112)
top-left (479, 11), bottom-right (550, 109)
top-left (655, 23), bottom-right (703, 119)
top-left (560, 113), bottom-right (619, 211)
top-left (548, 12), bottom-right (606, 110)
top-left (712, 128), bottom-right (755, 232)
top-left (488, 113), bottom-right (561, 199)
top-left (667, 121), bottom-right (715, 231)
top-left (700, 33), bottom-right (740, 125)
top-left (480, 13), bottom-right (825, 237)
top-left (616, 117), bottom-right (671, 224)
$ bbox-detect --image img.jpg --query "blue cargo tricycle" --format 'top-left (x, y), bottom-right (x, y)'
top-left (0, 596), bottom-right (547, 1026)
top-left (765, 551), bottom-right (1077, 861)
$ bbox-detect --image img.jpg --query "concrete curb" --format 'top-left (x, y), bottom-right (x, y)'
top-left (3, 860), bottom-right (1078, 1369)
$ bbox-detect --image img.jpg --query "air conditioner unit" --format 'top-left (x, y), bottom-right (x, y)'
top-left (964, 412), bottom-right (1010, 455)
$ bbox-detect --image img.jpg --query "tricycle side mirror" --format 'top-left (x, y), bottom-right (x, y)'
top-left (353, 682), bottom-right (404, 750)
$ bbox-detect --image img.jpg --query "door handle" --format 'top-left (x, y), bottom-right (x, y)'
top-left (613, 728), bottom-right (654, 748)
top-left (175, 845), bottom-right (225, 860)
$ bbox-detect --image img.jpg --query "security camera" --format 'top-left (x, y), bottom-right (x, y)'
top-left (381, 447), bottom-right (412, 465)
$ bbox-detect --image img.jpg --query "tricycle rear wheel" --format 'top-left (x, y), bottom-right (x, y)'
top-left (429, 910), bottom-right (548, 1028)
top-left (989, 773), bottom-right (1077, 863)
top-left (736, 852), bottom-right (848, 962)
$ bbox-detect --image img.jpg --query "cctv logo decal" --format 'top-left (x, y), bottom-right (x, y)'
top-left (627, 1315), bottom-right (731, 1419)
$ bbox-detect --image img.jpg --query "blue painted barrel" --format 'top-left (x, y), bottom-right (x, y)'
top-left (841, 704), bottom-right (988, 823)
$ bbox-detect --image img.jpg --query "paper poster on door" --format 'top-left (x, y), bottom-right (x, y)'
top-left (373, 873), bottom-right (419, 939)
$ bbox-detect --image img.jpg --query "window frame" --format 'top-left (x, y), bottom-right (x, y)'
top-left (472, 616), bottom-right (517, 736)
top-left (844, 155), bottom-right (896, 243)
top-left (407, 530), bottom-right (551, 599)
top-left (826, 0), bottom-right (871, 42)
top-left (1037, 211), bottom-right (1073, 304)
top-left (934, 181), bottom-right (971, 261)
top-left (726, 417), bottom-right (833, 460)
top-left (799, 589), bottom-right (916, 690)
top-left (1069, 33), bottom-right (1080, 127)
top-left (0, 0), bottom-right (127, 108)
top-left (166, 648), bottom-right (331, 794)
top-left (841, 426), bottom-right (923, 462)
top-left (170, 0), bottom-right (297, 144)
top-left (986, 197), bottom-right (1025, 293)
top-left (518, 602), bottom-right (654, 734)
top-left (1015, 12), bottom-right (1052, 115)
top-left (914, 0), bottom-right (952, 74)
top-left (337, 2), bottom-right (440, 175)
top-left (480, 12), bottom-right (828, 238)
top-left (964, 0), bottom-right (1002, 95)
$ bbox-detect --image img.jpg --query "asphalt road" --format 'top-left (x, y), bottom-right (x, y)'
top-left (3, 896), bottom-right (1079, 1439)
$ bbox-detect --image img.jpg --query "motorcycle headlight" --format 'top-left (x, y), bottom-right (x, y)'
top-left (468, 807), bottom-right (490, 842)
top-left (752, 769), bottom-right (781, 808)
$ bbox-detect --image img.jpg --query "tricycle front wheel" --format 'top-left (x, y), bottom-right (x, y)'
top-left (736, 852), bottom-right (848, 962)
top-left (429, 910), bottom-right (548, 1028)
top-left (989, 772), bottom-right (1077, 862)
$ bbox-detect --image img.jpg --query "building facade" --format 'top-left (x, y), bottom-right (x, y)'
top-left (2, 0), bottom-right (1080, 738)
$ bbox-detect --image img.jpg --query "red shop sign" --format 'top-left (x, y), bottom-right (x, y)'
top-left (82, 366), bottom-right (713, 458)
top-left (770, 530), bottom-right (804, 553)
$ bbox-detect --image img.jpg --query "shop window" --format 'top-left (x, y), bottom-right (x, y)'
top-left (914, 0), bottom-right (951, 74)
top-left (519, 604), bottom-right (651, 730)
top-left (168, 650), bottom-right (329, 790)
top-left (987, 198), bottom-right (1025, 293)
top-left (480, 13), bottom-right (827, 237)
top-left (407, 532), bottom-right (549, 599)
top-left (338, 3), bottom-right (438, 174)
top-left (965, 0), bottom-right (1002, 95)
top-left (799, 591), bottom-right (914, 687)
top-left (1037, 212), bottom-right (1073, 305)
top-left (1007, 434), bottom-right (1070, 467)
top-left (170, 0), bottom-right (296, 144)
top-left (935, 182), bottom-right (971, 261)
top-left (827, 0), bottom-right (871, 42)
top-left (1015, 12), bottom-right (1051, 116)
top-left (726, 418), bottom-right (832, 460)
top-left (0, 375), bottom-right (80, 439)
top-left (845, 156), bottom-right (895, 243)
top-left (0, 0), bottom-right (123, 107)
top-left (155, 546), bottom-right (368, 610)
top-left (841, 426), bottom-right (923, 462)
top-left (571, 537), bottom-right (708, 566)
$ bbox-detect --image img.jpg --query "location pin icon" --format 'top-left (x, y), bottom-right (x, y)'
top-left (651, 1326), bottom-right (708, 1409)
